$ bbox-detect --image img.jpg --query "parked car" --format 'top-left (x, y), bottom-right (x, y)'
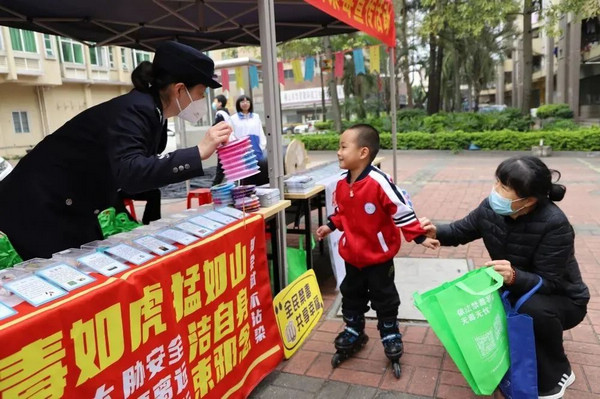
top-left (293, 120), bottom-right (319, 134)
top-left (0, 156), bottom-right (14, 181)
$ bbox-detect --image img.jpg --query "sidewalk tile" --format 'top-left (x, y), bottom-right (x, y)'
top-left (346, 385), bottom-right (378, 399)
top-left (305, 353), bottom-right (334, 379)
top-left (330, 368), bottom-right (382, 388)
top-left (403, 326), bottom-right (428, 344)
top-left (406, 367), bottom-right (438, 396)
top-left (401, 353), bottom-right (443, 369)
top-left (315, 381), bottom-right (350, 399)
top-left (439, 370), bottom-right (469, 387)
top-left (582, 364), bottom-right (600, 393)
top-left (282, 350), bottom-right (319, 375)
top-left (318, 320), bottom-right (344, 333)
top-left (337, 357), bottom-right (388, 374)
top-left (378, 365), bottom-right (414, 392)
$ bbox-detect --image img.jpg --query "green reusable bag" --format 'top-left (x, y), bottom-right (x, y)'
top-left (285, 236), bottom-right (315, 284)
top-left (413, 267), bottom-right (509, 395)
top-left (0, 232), bottom-right (22, 269)
top-left (98, 207), bottom-right (141, 238)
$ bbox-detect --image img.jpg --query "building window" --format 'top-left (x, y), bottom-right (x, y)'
top-left (8, 28), bottom-right (37, 53)
top-left (59, 38), bottom-right (84, 64)
top-left (133, 50), bottom-right (151, 67)
top-left (89, 46), bottom-right (107, 67)
top-left (43, 34), bottom-right (54, 58)
top-left (121, 48), bottom-right (129, 71)
top-left (284, 69), bottom-right (294, 79)
top-left (12, 112), bottom-right (30, 133)
top-left (108, 47), bottom-right (115, 69)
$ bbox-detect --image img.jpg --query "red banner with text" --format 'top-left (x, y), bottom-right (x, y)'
top-left (0, 215), bottom-right (282, 399)
top-left (304, 0), bottom-right (396, 47)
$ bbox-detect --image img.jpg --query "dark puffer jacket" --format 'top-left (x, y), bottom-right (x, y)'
top-left (437, 198), bottom-right (589, 306)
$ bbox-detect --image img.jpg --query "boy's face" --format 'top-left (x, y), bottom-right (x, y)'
top-left (337, 129), bottom-right (369, 170)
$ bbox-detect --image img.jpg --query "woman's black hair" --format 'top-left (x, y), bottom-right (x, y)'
top-left (495, 155), bottom-right (566, 202)
top-left (235, 95), bottom-right (253, 113)
top-left (131, 61), bottom-right (201, 94)
top-left (215, 94), bottom-right (228, 109)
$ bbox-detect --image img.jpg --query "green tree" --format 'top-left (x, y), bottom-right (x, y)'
top-left (419, 0), bottom-right (520, 114)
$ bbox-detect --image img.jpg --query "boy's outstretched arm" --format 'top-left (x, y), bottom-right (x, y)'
top-left (420, 237), bottom-right (440, 249)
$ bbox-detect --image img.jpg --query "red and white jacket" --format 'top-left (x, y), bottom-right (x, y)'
top-left (327, 165), bottom-right (426, 268)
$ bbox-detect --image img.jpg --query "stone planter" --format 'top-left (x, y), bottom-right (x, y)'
top-left (531, 145), bottom-right (552, 157)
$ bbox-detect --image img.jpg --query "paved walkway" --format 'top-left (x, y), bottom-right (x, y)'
top-left (154, 150), bottom-right (600, 399)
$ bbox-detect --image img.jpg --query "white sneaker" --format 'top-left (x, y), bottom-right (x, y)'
top-left (538, 370), bottom-right (576, 399)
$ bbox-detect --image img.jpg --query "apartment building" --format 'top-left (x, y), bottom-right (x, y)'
top-left (487, 12), bottom-right (600, 121)
top-left (0, 27), bottom-right (155, 157)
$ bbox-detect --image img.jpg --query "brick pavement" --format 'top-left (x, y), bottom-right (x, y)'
top-left (153, 150), bottom-right (600, 399)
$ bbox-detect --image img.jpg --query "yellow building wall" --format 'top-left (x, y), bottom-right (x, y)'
top-left (0, 84), bottom-right (44, 157)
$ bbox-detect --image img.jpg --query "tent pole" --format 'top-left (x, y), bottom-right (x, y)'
top-left (258, 0), bottom-right (287, 291)
top-left (389, 46), bottom-right (397, 183)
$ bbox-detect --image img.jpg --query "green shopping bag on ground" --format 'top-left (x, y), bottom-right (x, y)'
top-left (286, 236), bottom-right (315, 284)
top-left (0, 232), bottom-right (22, 269)
top-left (413, 267), bottom-right (509, 395)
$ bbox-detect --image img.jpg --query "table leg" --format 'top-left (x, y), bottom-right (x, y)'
top-left (317, 193), bottom-right (324, 254)
top-left (305, 197), bottom-right (313, 270)
top-left (268, 217), bottom-right (281, 294)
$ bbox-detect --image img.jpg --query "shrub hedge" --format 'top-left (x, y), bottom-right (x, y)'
top-left (295, 128), bottom-right (600, 152)
top-left (536, 103), bottom-right (574, 119)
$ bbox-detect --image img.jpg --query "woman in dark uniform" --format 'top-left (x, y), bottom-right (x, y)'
top-left (0, 41), bottom-right (231, 260)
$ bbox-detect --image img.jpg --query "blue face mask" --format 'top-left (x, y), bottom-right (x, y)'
top-left (488, 188), bottom-right (525, 216)
top-left (211, 102), bottom-right (217, 111)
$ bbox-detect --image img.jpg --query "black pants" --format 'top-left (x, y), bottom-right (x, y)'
top-left (512, 293), bottom-right (587, 392)
top-left (120, 189), bottom-right (161, 225)
top-left (340, 260), bottom-right (400, 321)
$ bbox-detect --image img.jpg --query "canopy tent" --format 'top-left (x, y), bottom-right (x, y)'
top-left (0, 0), bottom-right (357, 51)
top-left (0, 0), bottom-right (398, 288)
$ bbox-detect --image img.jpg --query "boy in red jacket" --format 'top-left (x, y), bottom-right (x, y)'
top-left (317, 124), bottom-right (438, 371)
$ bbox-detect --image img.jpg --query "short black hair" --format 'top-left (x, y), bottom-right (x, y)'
top-left (347, 123), bottom-right (380, 162)
top-left (235, 95), bottom-right (253, 113)
top-left (495, 155), bottom-right (566, 202)
top-left (215, 94), bottom-right (228, 109)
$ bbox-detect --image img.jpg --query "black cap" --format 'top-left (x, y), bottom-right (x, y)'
top-left (153, 41), bottom-right (221, 89)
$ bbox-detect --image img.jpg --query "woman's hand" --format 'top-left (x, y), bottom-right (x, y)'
top-left (316, 225), bottom-right (332, 241)
top-left (419, 217), bottom-right (437, 238)
top-left (197, 121), bottom-right (232, 160)
top-left (484, 259), bottom-right (516, 285)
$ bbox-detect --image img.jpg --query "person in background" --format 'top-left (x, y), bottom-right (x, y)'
top-left (421, 155), bottom-right (589, 399)
top-left (0, 41), bottom-right (231, 260)
top-left (212, 94), bottom-right (234, 186)
top-left (230, 95), bottom-right (269, 186)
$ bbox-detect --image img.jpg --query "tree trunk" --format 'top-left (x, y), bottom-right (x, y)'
top-left (324, 36), bottom-right (342, 132)
top-left (399, 0), bottom-right (413, 108)
top-left (467, 81), bottom-right (473, 111)
top-left (453, 44), bottom-right (462, 111)
top-left (521, 0), bottom-right (533, 115)
top-left (427, 33), bottom-right (442, 115)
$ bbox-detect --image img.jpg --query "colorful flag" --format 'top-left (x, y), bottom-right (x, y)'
top-left (249, 65), bottom-right (259, 89)
top-left (334, 51), bottom-right (344, 79)
top-left (353, 48), bottom-right (365, 76)
top-left (221, 68), bottom-right (229, 91)
top-left (304, 57), bottom-right (315, 81)
top-left (292, 59), bottom-right (303, 83)
top-left (277, 61), bottom-right (285, 86)
top-left (235, 67), bottom-right (245, 90)
top-left (370, 45), bottom-right (381, 73)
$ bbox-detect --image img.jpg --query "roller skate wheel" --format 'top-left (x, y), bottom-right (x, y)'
top-left (331, 353), bottom-right (343, 368)
top-left (392, 362), bottom-right (401, 379)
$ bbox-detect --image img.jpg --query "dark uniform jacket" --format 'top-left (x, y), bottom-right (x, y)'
top-left (437, 198), bottom-right (590, 306)
top-left (0, 89), bottom-right (204, 260)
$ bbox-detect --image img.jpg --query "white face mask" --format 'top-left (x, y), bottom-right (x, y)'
top-left (176, 87), bottom-right (207, 123)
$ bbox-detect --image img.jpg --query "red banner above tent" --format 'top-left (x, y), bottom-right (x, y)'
top-left (304, 0), bottom-right (396, 48)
